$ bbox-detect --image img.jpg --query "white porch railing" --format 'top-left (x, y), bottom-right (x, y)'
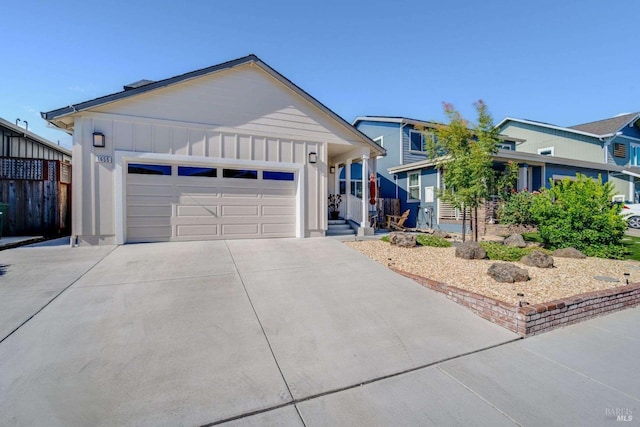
top-left (346, 194), bottom-right (363, 224)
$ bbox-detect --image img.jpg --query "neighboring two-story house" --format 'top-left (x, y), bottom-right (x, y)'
top-left (353, 116), bottom-right (524, 230)
top-left (497, 112), bottom-right (640, 202)
top-left (354, 114), bottom-right (638, 233)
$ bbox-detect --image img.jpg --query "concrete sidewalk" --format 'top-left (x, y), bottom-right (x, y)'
top-left (0, 238), bottom-right (636, 426)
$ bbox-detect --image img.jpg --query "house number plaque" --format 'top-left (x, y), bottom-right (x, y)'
top-left (96, 155), bottom-right (113, 163)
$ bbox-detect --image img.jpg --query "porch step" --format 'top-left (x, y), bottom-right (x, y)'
top-left (326, 228), bottom-right (356, 236)
top-left (329, 224), bottom-right (352, 230)
top-left (327, 218), bottom-right (356, 236)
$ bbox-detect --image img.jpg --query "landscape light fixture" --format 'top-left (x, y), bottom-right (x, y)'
top-left (330, 166), bottom-right (335, 174)
top-left (93, 132), bottom-right (105, 147)
top-left (308, 152), bottom-right (317, 164)
top-left (624, 272), bottom-right (630, 285)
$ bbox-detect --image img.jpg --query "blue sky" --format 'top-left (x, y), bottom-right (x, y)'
top-left (3, 0), bottom-right (638, 150)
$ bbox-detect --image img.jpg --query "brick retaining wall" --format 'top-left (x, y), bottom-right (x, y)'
top-left (392, 268), bottom-right (640, 336)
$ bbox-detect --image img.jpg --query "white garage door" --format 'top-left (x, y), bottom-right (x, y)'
top-left (126, 163), bottom-right (296, 243)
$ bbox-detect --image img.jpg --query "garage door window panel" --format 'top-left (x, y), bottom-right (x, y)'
top-left (178, 166), bottom-right (217, 177)
top-left (223, 169), bottom-right (258, 179)
top-left (128, 163), bottom-right (172, 175)
top-left (263, 171), bottom-right (295, 181)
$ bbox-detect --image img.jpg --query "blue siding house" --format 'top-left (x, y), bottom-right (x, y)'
top-left (498, 112), bottom-right (640, 202)
top-left (355, 115), bottom-right (635, 234)
top-left (352, 117), bottom-right (441, 228)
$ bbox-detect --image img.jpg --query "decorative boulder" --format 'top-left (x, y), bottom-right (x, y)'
top-left (432, 230), bottom-right (451, 239)
top-left (488, 263), bottom-right (530, 283)
top-left (455, 241), bottom-right (487, 260)
top-left (520, 250), bottom-right (554, 268)
top-left (389, 232), bottom-right (416, 248)
top-left (553, 247), bottom-right (587, 259)
top-left (504, 234), bottom-right (527, 248)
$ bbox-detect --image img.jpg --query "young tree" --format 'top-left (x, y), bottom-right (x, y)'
top-left (426, 101), bottom-right (517, 241)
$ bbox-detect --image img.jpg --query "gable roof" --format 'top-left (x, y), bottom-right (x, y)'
top-left (496, 117), bottom-right (605, 140)
top-left (0, 117), bottom-right (71, 157)
top-left (42, 54), bottom-right (384, 156)
top-left (355, 115), bottom-right (524, 142)
top-left (569, 112), bottom-right (640, 137)
top-left (352, 115), bottom-right (440, 129)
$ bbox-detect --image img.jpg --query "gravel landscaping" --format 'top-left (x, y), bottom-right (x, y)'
top-left (345, 240), bottom-right (640, 305)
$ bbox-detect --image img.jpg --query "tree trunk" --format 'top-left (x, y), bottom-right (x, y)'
top-left (461, 204), bottom-right (466, 242)
top-left (474, 205), bottom-right (479, 242)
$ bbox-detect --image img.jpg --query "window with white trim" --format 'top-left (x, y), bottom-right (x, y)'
top-left (537, 146), bottom-right (554, 156)
top-left (631, 143), bottom-right (640, 166)
top-left (499, 143), bottom-right (513, 150)
top-left (409, 130), bottom-right (425, 152)
top-left (408, 172), bottom-right (420, 200)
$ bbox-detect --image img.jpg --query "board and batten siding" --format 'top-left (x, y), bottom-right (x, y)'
top-left (73, 115), bottom-right (326, 244)
top-left (500, 122), bottom-right (604, 163)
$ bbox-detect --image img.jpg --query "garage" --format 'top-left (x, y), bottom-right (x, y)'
top-left (43, 54), bottom-right (384, 245)
top-left (126, 162), bottom-right (296, 242)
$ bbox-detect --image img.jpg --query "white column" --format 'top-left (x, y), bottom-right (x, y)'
top-left (345, 159), bottom-right (352, 220)
top-left (630, 175), bottom-right (635, 202)
top-left (518, 164), bottom-right (529, 191)
top-left (361, 155), bottom-right (369, 227)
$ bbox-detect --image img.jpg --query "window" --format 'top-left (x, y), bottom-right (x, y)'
top-left (128, 163), bottom-right (171, 175)
top-left (632, 144), bottom-right (640, 166)
top-left (338, 180), bottom-right (362, 197)
top-left (409, 130), bottom-right (425, 152)
top-left (223, 169), bottom-right (257, 179)
top-left (614, 143), bottom-right (626, 158)
top-left (408, 172), bottom-right (420, 200)
top-left (537, 146), bottom-right (554, 156)
top-left (499, 143), bottom-right (513, 150)
top-left (263, 171), bottom-right (295, 181)
top-left (178, 166), bottom-right (217, 177)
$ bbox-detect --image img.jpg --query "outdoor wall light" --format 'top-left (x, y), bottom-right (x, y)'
top-left (93, 132), bottom-right (105, 147)
top-left (330, 166), bottom-right (335, 174)
top-left (308, 152), bottom-right (317, 164)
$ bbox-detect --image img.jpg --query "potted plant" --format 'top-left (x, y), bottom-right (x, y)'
top-left (328, 194), bottom-right (342, 220)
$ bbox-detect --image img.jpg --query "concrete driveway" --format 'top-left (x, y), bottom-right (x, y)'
top-left (1, 238), bottom-right (638, 426)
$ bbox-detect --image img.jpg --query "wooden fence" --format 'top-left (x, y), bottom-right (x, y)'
top-left (0, 157), bottom-right (71, 236)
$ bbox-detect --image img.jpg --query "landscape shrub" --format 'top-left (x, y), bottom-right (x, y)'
top-left (416, 234), bottom-right (452, 248)
top-left (521, 232), bottom-right (543, 243)
top-left (380, 234), bottom-right (452, 247)
top-left (497, 191), bottom-right (537, 225)
top-left (529, 174), bottom-right (627, 259)
top-left (480, 242), bottom-right (545, 261)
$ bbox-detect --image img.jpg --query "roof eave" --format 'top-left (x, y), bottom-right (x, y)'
top-left (388, 149), bottom-right (627, 175)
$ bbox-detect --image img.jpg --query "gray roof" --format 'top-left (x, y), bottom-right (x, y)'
top-left (0, 117), bottom-right (71, 157)
top-left (569, 112), bottom-right (640, 137)
top-left (123, 79), bottom-right (156, 91)
top-left (42, 54), bottom-right (384, 156)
